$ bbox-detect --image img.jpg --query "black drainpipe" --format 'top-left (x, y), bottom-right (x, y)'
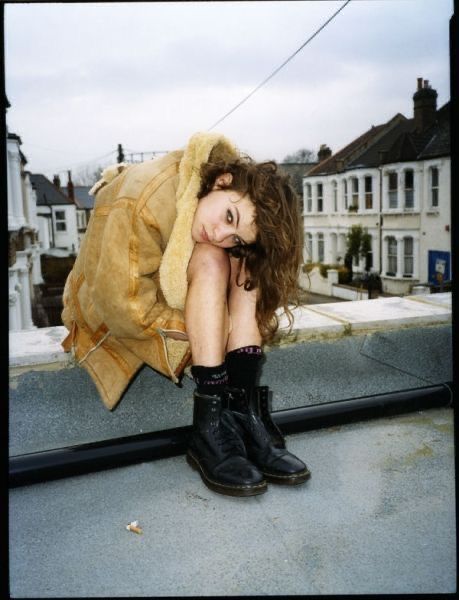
top-left (9, 382), bottom-right (453, 488)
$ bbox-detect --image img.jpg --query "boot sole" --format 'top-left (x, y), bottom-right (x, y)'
top-left (263, 469), bottom-right (311, 485)
top-left (186, 452), bottom-right (268, 497)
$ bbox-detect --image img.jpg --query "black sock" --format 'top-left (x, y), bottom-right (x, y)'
top-left (191, 363), bottom-right (228, 396)
top-left (225, 345), bottom-right (263, 391)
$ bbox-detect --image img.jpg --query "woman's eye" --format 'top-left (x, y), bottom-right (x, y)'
top-left (226, 209), bottom-right (233, 224)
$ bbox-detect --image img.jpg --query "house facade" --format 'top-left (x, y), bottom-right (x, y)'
top-left (49, 171), bottom-right (95, 245)
top-left (7, 126), bottom-right (46, 331)
top-left (278, 161), bottom-right (318, 214)
top-left (303, 78), bottom-right (451, 295)
top-left (31, 173), bottom-right (80, 255)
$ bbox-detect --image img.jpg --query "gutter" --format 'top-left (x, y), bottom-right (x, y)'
top-left (9, 382), bottom-right (453, 488)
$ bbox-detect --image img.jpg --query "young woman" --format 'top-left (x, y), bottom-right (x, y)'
top-left (62, 131), bottom-right (310, 497)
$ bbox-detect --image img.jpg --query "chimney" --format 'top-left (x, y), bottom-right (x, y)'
top-left (53, 174), bottom-right (61, 188)
top-left (413, 77), bottom-right (437, 131)
top-left (318, 144), bottom-right (332, 162)
top-left (67, 170), bottom-right (75, 202)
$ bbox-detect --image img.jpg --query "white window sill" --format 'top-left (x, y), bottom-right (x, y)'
top-left (383, 209), bottom-right (418, 215)
top-left (382, 274), bottom-right (419, 281)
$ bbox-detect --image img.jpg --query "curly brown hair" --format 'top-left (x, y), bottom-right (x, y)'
top-left (198, 157), bottom-right (303, 342)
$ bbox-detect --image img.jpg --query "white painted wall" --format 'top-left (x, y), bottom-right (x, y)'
top-left (7, 137), bottom-right (26, 230)
top-left (51, 205), bottom-right (79, 253)
top-left (7, 134), bottom-right (46, 330)
top-left (303, 157), bottom-right (451, 295)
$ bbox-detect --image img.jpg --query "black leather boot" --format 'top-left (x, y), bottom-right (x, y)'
top-left (186, 391), bottom-right (267, 497)
top-left (225, 386), bottom-right (311, 485)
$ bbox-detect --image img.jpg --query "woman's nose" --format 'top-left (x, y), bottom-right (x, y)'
top-left (213, 224), bottom-right (233, 243)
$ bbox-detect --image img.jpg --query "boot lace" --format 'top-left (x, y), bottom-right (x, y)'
top-left (215, 410), bottom-right (246, 455)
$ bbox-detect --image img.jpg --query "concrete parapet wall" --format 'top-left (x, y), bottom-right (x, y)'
top-left (10, 293), bottom-right (452, 372)
top-left (9, 293), bottom-right (452, 456)
top-left (275, 292), bottom-right (451, 344)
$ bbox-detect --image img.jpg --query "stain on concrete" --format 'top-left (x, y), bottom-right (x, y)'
top-left (402, 443), bottom-right (434, 464)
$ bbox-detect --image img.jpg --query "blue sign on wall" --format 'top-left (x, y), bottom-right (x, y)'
top-left (428, 250), bottom-right (451, 285)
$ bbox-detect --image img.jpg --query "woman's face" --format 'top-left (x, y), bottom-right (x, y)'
top-left (191, 174), bottom-right (257, 249)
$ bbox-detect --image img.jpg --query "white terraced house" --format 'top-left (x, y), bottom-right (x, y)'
top-left (303, 78), bottom-right (451, 296)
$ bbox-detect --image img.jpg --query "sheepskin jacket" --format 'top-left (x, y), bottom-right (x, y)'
top-left (61, 132), bottom-right (239, 410)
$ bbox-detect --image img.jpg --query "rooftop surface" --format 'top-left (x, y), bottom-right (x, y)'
top-left (9, 407), bottom-right (456, 596)
top-left (8, 292), bottom-right (455, 595)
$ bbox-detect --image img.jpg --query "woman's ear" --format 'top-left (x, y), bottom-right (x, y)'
top-left (213, 172), bottom-right (233, 189)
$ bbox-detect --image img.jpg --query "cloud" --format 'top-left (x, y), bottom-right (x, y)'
top-left (5, 0), bottom-right (452, 176)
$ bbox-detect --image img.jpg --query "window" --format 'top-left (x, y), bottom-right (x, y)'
top-left (404, 170), bottom-right (414, 209)
top-left (305, 233), bottom-right (313, 261)
top-left (388, 172), bottom-right (398, 208)
top-left (317, 183), bottom-right (323, 212)
top-left (55, 210), bottom-right (67, 232)
top-left (403, 237), bottom-right (414, 276)
top-left (332, 181), bottom-right (338, 212)
top-left (364, 235), bottom-right (373, 270)
top-left (306, 184), bottom-right (312, 212)
top-left (351, 177), bottom-right (359, 208)
top-left (318, 233), bottom-right (324, 262)
top-left (76, 210), bottom-right (86, 229)
top-left (343, 179), bottom-right (348, 210)
top-left (364, 176), bottom-right (373, 209)
top-left (387, 237), bottom-right (397, 275)
top-left (431, 167), bottom-right (439, 207)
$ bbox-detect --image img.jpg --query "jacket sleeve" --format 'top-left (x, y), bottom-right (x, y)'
top-left (91, 202), bottom-right (185, 340)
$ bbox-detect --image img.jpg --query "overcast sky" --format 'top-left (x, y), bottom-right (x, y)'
top-left (5, 0), bottom-right (453, 182)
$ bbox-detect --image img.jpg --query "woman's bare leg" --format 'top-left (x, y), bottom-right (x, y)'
top-left (185, 245), bottom-right (267, 497)
top-left (227, 255), bottom-right (262, 352)
top-left (185, 243), bottom-right (230, 366)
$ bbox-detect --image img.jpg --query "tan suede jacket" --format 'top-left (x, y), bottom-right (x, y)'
top-left (61, 132), bottom-right (238, 409)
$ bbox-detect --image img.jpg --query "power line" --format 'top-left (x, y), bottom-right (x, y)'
top-left (207, 0), bottom-right (352, 131)
top-left (124, 148), bottom-right (169, 154)
top-left (51, 150), bottom-right (117, 175)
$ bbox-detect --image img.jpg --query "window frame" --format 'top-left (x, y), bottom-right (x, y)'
top-left (76, 210), bottom-right (86, 229)
top-left (404, 169), bottom-right (414, 209)
top-left (351, 177), bottom-right (359, 209)
top-left (387, 236), bottom-right (397, 276)
top-left (305, 233), bottom-right (313, 261)
top-left (317, 233), bottom-right (325, 263)
top-left (54, 209), bottom-right (67, 232)
top-left (317, 183), bottom-right (323, 212)
top-left (430, 166), bottom-right (439, 208)
top-left (403, 236), bottom-right (414, 277)
top-left (364, 175), bottom-right (373, 210)
top-left (306, 183), bottom-right (312, 212)
top-left (388, 172), bottom-right (398, 209)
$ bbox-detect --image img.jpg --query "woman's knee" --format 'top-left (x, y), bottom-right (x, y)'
top-left (187, 243), bottom-right (230, 283)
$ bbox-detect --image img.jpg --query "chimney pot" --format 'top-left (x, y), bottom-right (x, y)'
top-left (67, 170), bottom-right (75, 202)
top-left (417, 77), bottom-right (423, 90)
top-left (413, 78), bottom-right (437, 131)
top-left (318, 144), bottom-right (332, 162)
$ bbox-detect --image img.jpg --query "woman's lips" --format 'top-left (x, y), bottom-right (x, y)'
top-left (201, 226), bottom-right (210, 242)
